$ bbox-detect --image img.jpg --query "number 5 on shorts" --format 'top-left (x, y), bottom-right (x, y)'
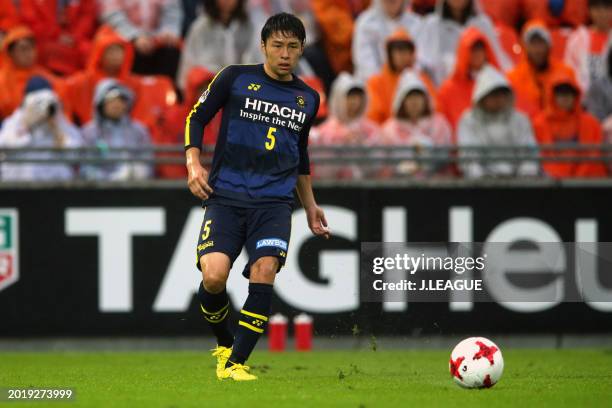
top-left (202, 220), bottom-right (212, 240)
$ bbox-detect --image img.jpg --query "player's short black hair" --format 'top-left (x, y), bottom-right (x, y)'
top-left (261, 12), bottom-right (306, 45)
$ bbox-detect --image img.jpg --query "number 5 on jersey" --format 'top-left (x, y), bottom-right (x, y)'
top-left (265, 127), bottom-right (277, 150)
top-left (201, 220), bottom-right (212, 240)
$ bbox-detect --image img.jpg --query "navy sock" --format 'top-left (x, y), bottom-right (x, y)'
top-left (198, 281), bottom-right (233, 348)
top-left (226, 283), bottom-right (273, 366)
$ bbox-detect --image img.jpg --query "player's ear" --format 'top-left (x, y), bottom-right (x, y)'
top-left (260, 40), bottom-right (266, 55)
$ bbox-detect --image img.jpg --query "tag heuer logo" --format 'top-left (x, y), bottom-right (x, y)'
top-left (296, 95), bottom-right (306, 108)
top-left (0, 209), bottom-right (18, 292)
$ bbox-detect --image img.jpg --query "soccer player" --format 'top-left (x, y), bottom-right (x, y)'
top-left (184, 13), bottom-right (330, 381)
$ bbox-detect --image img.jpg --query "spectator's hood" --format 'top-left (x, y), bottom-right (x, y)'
top-left (472, 65), bottom-right (512, 105)
top-left (1, 26), bottom-right (36, 67)
top-left (93, 78), bottom-right (135, 119)
top-left (391, 70), bottom-right (433, 116)
top-left (328, 72), bottom-right (368, 123)
top-left (87, 26), bottom-right (135, 80)
top-left (521, 19), bottom-right (552, 47)
top-left (450, 26), bottom-right (498, 81)
top-left (384, 27), bottom-right (415, 65)
top-left (544, 71), bottom-right (583, 115)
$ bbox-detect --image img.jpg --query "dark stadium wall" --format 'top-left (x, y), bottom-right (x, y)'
top-left (0, 185), bottom-right (611, 337)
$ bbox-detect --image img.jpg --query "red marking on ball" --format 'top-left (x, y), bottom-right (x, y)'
top-left (482, 374), bottom-right (493, 388)
top-left (449, 356), bottom-right (465, 380)
top-left (473, 341), bottom-right (498, 365)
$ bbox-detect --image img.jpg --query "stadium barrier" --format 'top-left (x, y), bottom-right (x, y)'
top-left (1, 180), bottom-right (611, 337)
top-left (0, 144), bottom-right (612, 166)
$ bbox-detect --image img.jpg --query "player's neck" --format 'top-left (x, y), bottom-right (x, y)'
top-left (263, 62), bottom-right (293, 82)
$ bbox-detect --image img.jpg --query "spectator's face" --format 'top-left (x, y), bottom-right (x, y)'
top-left (554, 89), bottom-right (577, 112)
top-left (217, 0), bottom-right (239, 21)
top-left (345, 91), bottom-right (365, 120)
top-left (590, 4), bottom-right (612, 30)
top-left (481, 89), bottom-right (511, 113)
top-left (390, 44), bottom-right (415, 71)
top-left (525, 36), bottom-right (549, 69)
top-left (9, 38), bottom-right (36, 68)
top-left (402, 91), bottom-right (427, 119)
top-left (469, 43), bottom-right (487, 72)
top-left (261, 32), bottom-right (303, 80)
top-left (447, 0), bottom-right (471, 13)
top-left (101, 44), bottom-right (126, 75)
top-left (381, 0), bottom-right (404, 18)
top-left (103, 96), bottom-right (129, 120)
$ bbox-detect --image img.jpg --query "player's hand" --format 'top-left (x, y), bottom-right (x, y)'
top-left (306, 205), bottom-right (330, 239)
top-left (187, 163), bottom-right (213, 200)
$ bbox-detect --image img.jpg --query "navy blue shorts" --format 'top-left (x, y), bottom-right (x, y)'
top-left (195, 203), bottom-right (292, 278)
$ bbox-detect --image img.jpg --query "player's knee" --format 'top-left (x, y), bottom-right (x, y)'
top-left (250, 257), bottom-right (279, 284)
top-left (203, 272), bottom-right (227, 293)
top-left (200, 259), bottom-right (229, 293)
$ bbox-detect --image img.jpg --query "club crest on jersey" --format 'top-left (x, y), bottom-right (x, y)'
top-left (296, 95), bottom-right (306, 108)
top-left (248, 83), bottom-right (262, 91)
top-left (198, 89), bottom-right (210, 103)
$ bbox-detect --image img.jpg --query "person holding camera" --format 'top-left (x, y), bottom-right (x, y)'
top-left (0, 76), bottom-right (82, 181)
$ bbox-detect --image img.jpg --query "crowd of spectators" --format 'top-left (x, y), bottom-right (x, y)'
top-left (0, 0), bottom-right (610, 181)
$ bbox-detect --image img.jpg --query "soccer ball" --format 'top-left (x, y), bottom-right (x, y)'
top-left (449, 337), bottom-right (504, 389)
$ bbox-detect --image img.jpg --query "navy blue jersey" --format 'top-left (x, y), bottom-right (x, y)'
top-left (185, 64), bottom-right (320, 208)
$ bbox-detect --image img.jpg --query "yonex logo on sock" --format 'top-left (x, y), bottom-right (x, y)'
top-left (251, 319), bottom-right (264, 327)
top-left (256, 238), bottom-right (287, 250)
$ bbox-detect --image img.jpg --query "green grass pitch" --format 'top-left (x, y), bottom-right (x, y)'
top-left (1, 349), bottom-right (611, 407)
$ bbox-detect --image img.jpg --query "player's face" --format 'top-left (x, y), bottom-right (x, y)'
top-left (262, 32), bottom-right (304, 80)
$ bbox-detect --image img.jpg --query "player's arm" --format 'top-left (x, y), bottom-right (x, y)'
top-left (296, 175), bottom-right (330, 239)
top-left (184, 66), bottom-right (233, 199)
top-left (295, 93), bottom-right (330, 239)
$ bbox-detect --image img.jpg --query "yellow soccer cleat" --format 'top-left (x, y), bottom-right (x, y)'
top-left (220, 363), bottom-right (258, 381)
top-left (211, 346), bottom-right (233, 379)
